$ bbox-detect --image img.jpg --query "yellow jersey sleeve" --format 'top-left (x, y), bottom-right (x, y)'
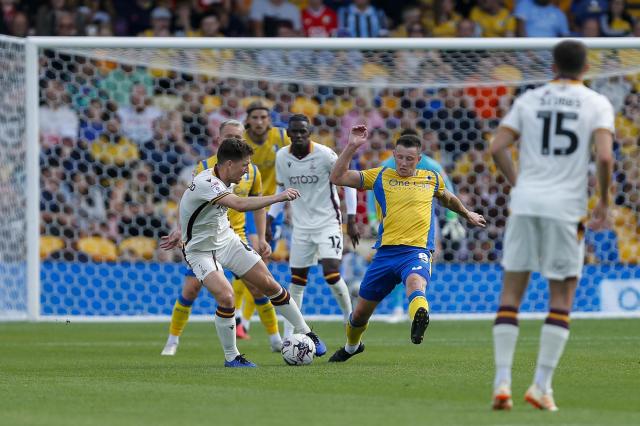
top-left (249, 164), bottom-right (262, 196)
top-left (433, 171), bottom-right (446, 197)
top-left (359, 167), bottom-right (384, 190)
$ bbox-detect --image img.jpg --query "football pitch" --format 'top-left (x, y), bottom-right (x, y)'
top-left (1, 319), bottom-right (639, 426)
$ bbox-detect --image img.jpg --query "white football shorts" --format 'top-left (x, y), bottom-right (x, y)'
top-left (184, 233), bottom-right (261, 282)
top-left (501, 214), bottom-right (585, 280)
top-left (289, 225), bottom-right (343, 268)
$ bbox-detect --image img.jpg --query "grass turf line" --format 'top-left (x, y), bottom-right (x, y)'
top-left (1, 319), bottom-right (639, 426)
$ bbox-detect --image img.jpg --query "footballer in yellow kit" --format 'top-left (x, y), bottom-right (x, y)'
top-left (327, 125), bottom-right (486, 363)
top-left (243, 101), bottom-right (291, 196)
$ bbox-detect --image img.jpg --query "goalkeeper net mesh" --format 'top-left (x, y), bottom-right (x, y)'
top-left (2, 38), bottom-right (639, 319)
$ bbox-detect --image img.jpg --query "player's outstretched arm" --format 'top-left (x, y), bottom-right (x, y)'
top-left (436, 189), bottom-right (486, 228)
top-left (490, 126), bottom-right (518, 186)
top-left (330, 125), bottom-right (369, 188)
top-left (591, 128), bottom-right (614, 230)
top-left (217, 188), bottom-right (300, 212)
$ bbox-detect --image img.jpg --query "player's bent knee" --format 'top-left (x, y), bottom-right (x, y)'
top-left (183, 276), bottom-right (202, 300)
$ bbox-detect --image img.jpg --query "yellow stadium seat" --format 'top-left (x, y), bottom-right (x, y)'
top-left (77, 236), bottom-right (118, 262)
top-left (271, 239), bottom-right (289, 262)
top-left (119, 237), bottom-right (157, 260)
top-left (619, 240), bottom-right (640, 264)
top-left (40, 236), bottom-right (64, 259)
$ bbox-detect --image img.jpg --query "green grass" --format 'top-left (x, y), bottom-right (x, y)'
top-left (1, 319), bottom-right (639, 426)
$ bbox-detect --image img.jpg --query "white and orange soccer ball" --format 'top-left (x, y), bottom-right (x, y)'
top-left (281, 334), bottom-right (315, 366)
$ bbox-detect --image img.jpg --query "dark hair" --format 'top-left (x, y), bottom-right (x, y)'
top-left (288, 114), bottom-right (310, 125)
top-left (246, 101), bottom-right (270, 116)
top-left (553, 40), bottom-right (588, 78)
top-left (396, 134), bottom-right (422, 150)
top-left (217, 138), bottom-right (254, 163)
top-left (400, 128), bottom-right (420, 137)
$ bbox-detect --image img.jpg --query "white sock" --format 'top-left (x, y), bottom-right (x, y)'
top-left (345, 343), bottom-right (359, 354)
top-left (269, 333), bottom-right (282, 345)
top-left (214, 314), bottom-right (240, 362)
top-left (284, 283), bottom-right (305, 337)
top-left (270, 288), bottom-right (310, 335)
top-left (534, 324), bottom-right (570, 393)
top-left (241, 317), bottom-right (251, 331)
top-left (167, 334), bottom-right (179, 345)
top-left (328, 278), bottom-right (353, 323)
top-left (493, 324), bottom-right (519, 388)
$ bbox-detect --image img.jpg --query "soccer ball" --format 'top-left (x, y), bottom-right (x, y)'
top-left (281, 334), bottom-right (315, 366)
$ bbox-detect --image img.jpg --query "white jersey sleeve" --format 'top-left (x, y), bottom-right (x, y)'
top-left (500, 95), bottom-right (524, 134)
top-left (501, 82), bottom-right (615, 223)
top-left (179, 170), bottom-right (233, 252)
top-left (592, 94), bottom-right (615, 133)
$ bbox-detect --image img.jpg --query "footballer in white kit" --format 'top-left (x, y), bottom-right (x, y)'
top-left (499, 75), bottom-right (614, 279)
top-left (489, 40), bottom-right (615, 412)
top-left (268, 114), bottom-right (359, 336)
top-left (178, 137), bottom-right (327, 367)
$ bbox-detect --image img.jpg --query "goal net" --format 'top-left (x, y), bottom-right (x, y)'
top-left (3, 37), bottom-right (640, 321)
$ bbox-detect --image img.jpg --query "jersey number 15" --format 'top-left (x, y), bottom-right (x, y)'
top-left (537, 111), bottom-right (578, 156)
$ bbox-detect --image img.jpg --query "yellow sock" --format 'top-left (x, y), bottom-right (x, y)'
top-left (254, 297), bottom-right (279, 335)
top-left (408, 290), bottom-right (429, 321)
top-left (232, 278), bottom-right (245, 311)
top-left (242, 289), bottom-right (257, 323)
top-left (169, 297), bottom-right (193, 337)
top-left (346, 320), bottom-right (368, 346)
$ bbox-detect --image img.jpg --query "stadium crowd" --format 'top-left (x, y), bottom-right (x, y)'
top-left (1, 1), bottom-right (637, 264)
top-left (3, 0), bottom-right (640, 39)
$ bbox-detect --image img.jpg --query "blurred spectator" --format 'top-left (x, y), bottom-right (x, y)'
top-left (469, 0), bottom-right (516, 37)
top-left (188, 13), bottom-right (225, 37)
top-left (40, 80), bottom-right (79, 150)
top-left (97, 65), bottom-right (154, 107)
top-left (140, 7), bottom-right (173, 37)
top-left (40, 167), bottom-right (74, 239)
top-left (69, 170), bottom-right (107, 233)
top-left (591, 56), bottom-right (632, 112)
top-left (90, 115), bottom-right (140, 178)
top-left (580, 17), bottom-right (602, 35)
top-left (55, 10), bottom-right (80, 36)
top-left (337, 0), bottom-right (389, 37)
top-left (455, 0), bottom-right (477, 17)
top-left (600, 0), bottom-right (634, 36)
top-left (114, 0), bottom-right (152, 36)
top-left (36, 0), bottom-right (66, 35)
top-left (250, 0), bottom-right (302, 37)
top-left (456, 17), bottom-right (478, 36)
top-left (0, 0), bottom-right (18, 32)
top-left (9, 11), bottom-right (29, 37)
top-left (429, 88), bottom-right (482, 163)
top-left (140, 112), bottom-right (190, 197)
top-left (78, 100), bottom-right (111, 139)
top-left (615, 92), bottom-right (640, 156)
top-left (570, 0), bottom-right (608, 30)
top-left (302, 0), bottom-right (338, 37)
top-left (390, 5), bottom-right (423, 37)
top-left (114, 164), bottom-right (170, 239)
top-left (117, 84), bottom-right (163, 145)
top-left (339, 93), bottom-right (385, 147)
top-left (432, 0), bottom-right (461, 37)
top-left (358, 128), bottom-right (392, 169)
top-left (77, 0), bottom-right (115, 36)
top-left (515, 0), bottom-right (570, 37)
top-left (173, 0), bottom-right (201, 36)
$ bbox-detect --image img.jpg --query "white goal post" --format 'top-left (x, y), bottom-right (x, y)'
top-left (9, 36), bottom-right (640, 321)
